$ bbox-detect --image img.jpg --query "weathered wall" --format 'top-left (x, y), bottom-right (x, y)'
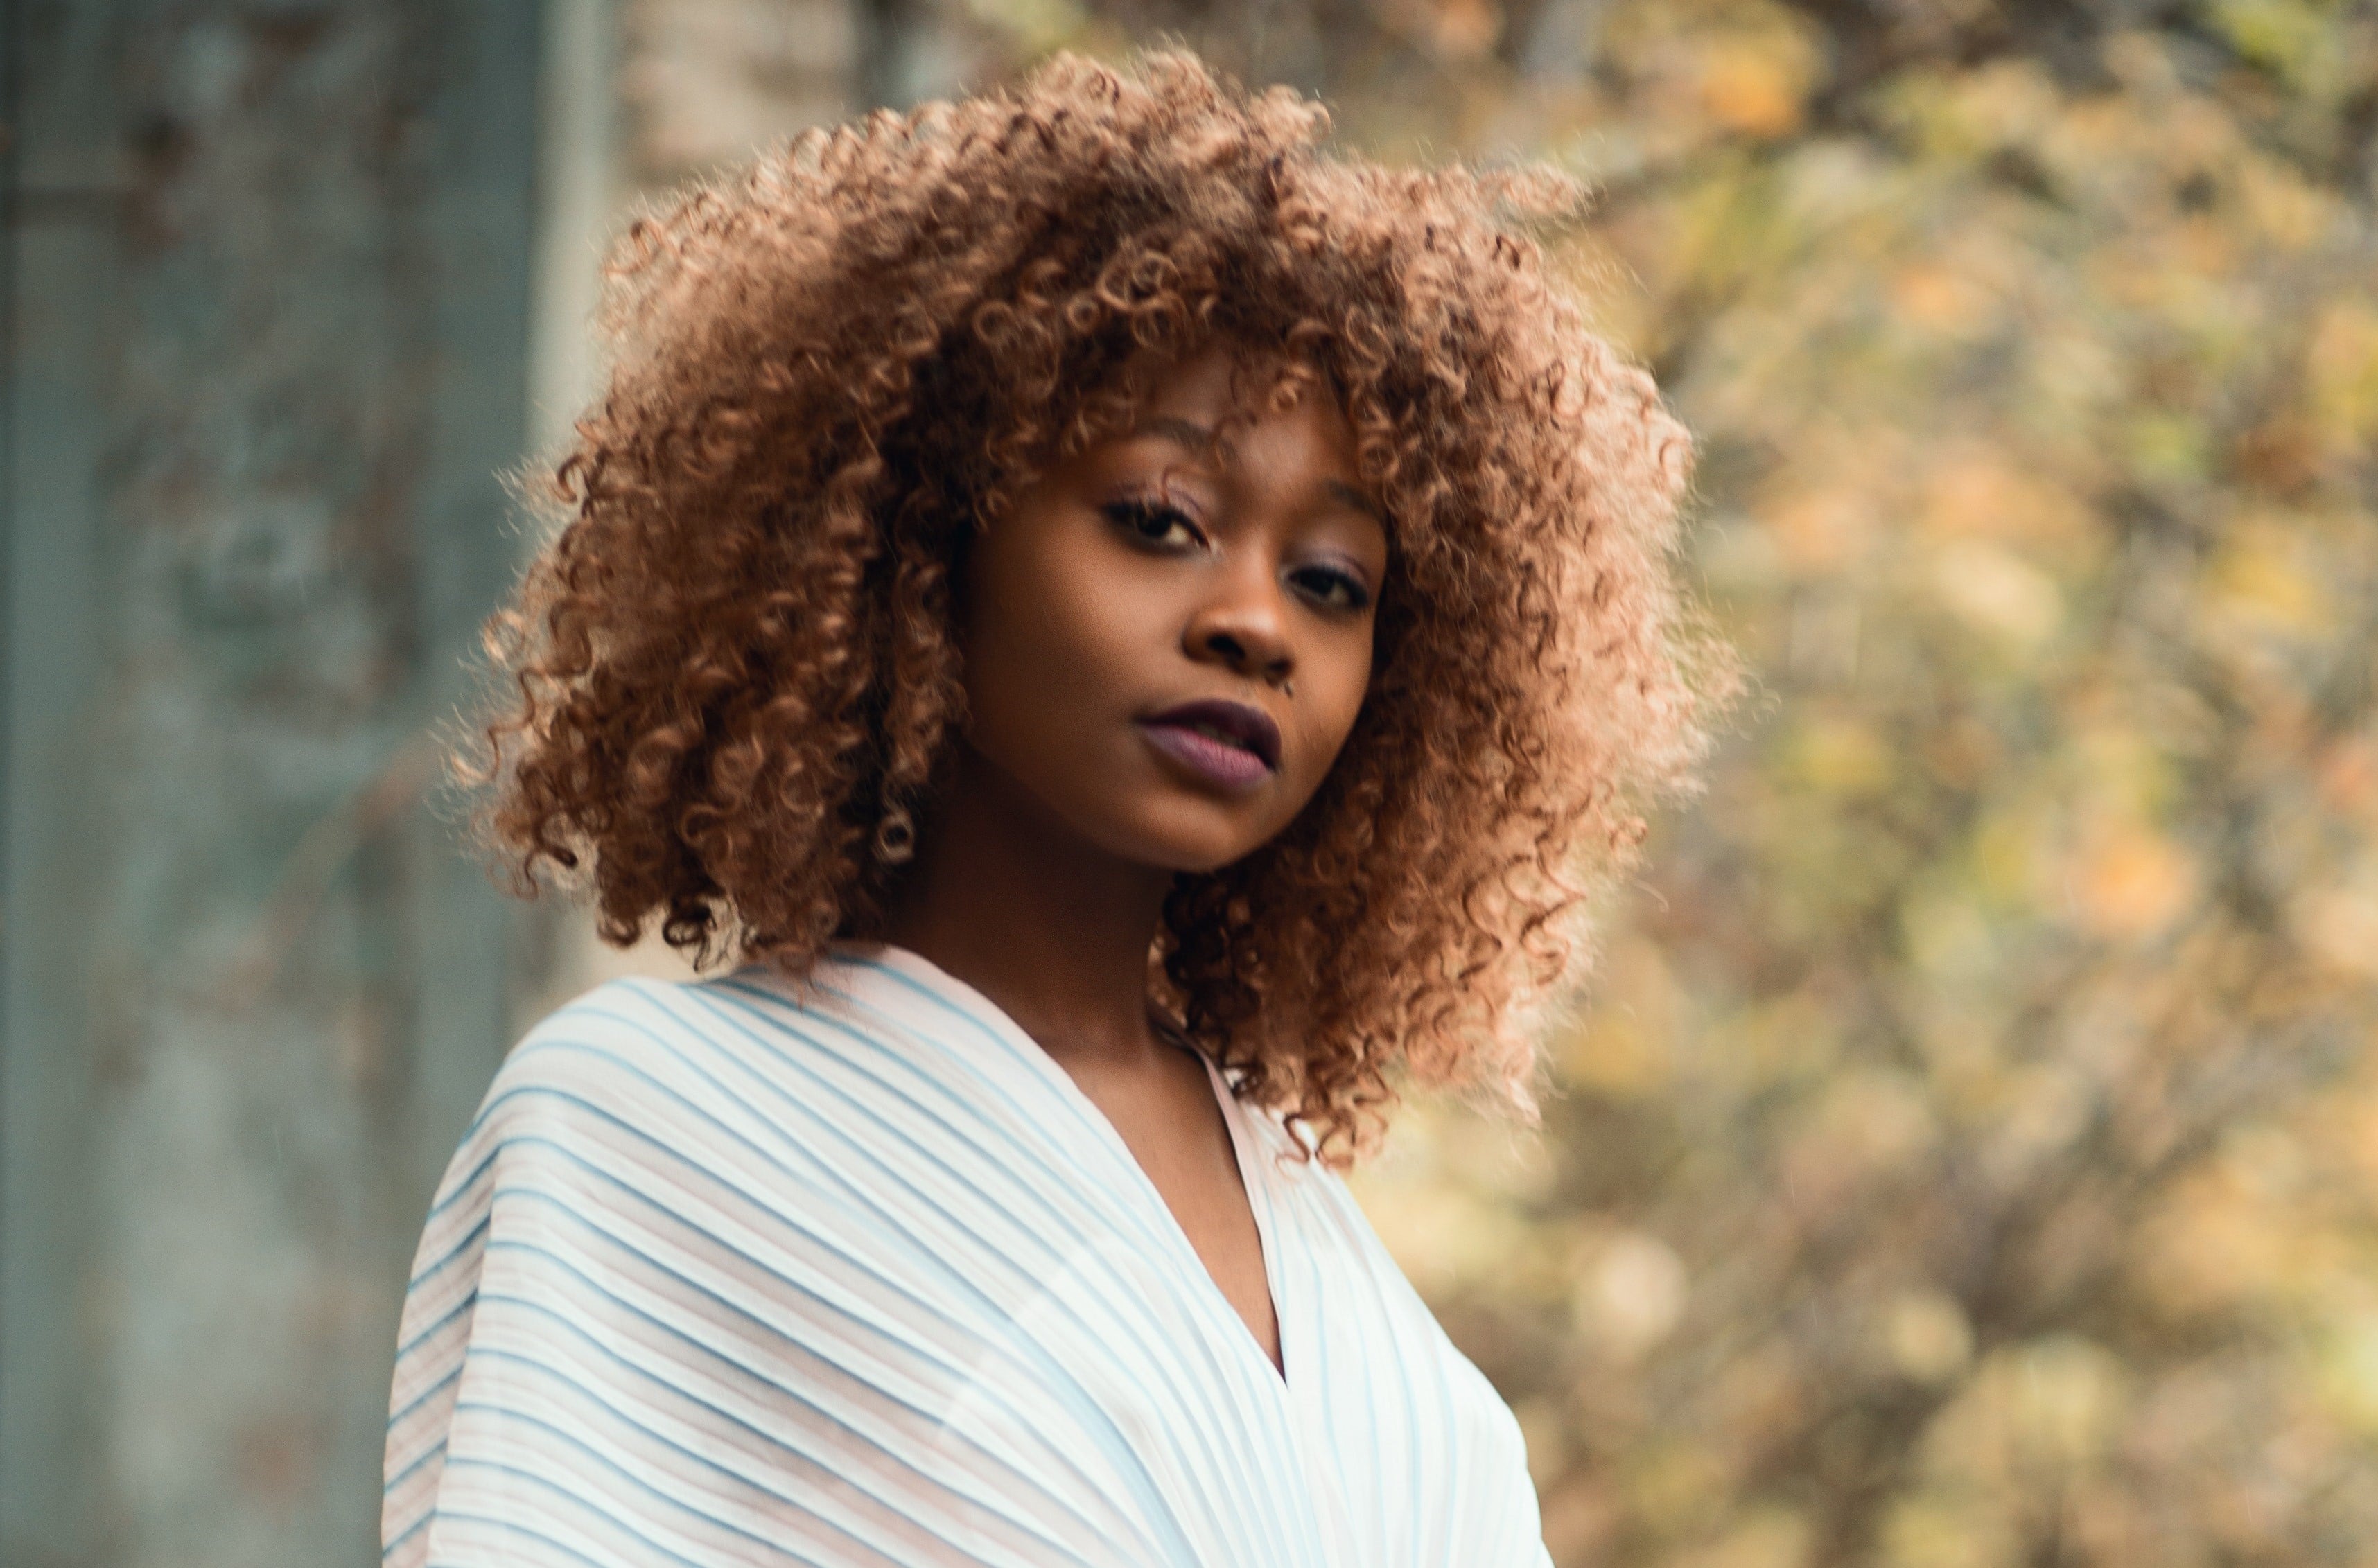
top-left (1, 5), bottom-right (544, 1563)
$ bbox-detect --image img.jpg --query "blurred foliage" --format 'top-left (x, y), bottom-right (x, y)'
top-left (945, 0), bottom-right (2378, 1560)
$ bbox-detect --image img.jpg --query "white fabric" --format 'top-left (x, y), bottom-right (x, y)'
top-left (383, 944), bottom-right (1550, 1566)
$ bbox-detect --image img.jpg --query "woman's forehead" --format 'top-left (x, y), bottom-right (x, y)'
top-left (1138, 344), bottom-right (1245, 418)
top-left (1130, 344), bottom-right (1355, 455)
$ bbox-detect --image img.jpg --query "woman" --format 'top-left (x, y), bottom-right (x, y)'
top-left (383, 50), bottom-right (1706, 1568)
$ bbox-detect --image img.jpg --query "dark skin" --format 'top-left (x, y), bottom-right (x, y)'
top-left (884, 347), bottom-right (1388, 1375)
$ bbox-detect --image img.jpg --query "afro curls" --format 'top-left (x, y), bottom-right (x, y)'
top-left (471, 50), bottom-right (1716, 1162)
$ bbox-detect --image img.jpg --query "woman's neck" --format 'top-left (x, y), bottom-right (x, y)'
top-left (882, 748), bottom-right (1173, 1071)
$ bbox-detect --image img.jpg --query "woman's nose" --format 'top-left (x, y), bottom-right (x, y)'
top-left (1184, 577), bottom-right (1294, 689)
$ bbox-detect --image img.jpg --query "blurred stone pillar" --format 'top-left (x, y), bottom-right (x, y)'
top-left (1, 4), bottom-right (544, 1565)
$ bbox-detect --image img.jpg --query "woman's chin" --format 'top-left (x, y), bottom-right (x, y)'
top-left (1100, 798), bottom-right (1289, 876)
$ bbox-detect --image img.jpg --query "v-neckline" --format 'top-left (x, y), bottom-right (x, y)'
top-left (824, 941), bottom-right (1293, 1389)
top-left (1198, 1050), bottom-right (1293, 1384)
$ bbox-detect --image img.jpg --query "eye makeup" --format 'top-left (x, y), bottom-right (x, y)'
top-left (1286, 558), bottom-right (1373, 612)
top-left (1101, 493), bottom-right (1207, 550)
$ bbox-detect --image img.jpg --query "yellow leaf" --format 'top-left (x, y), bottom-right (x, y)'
top-left (1800, 1070), bottom-right (1938, 1179)
top-left (1760, 486), bottom-right (1878, 572)
top-left (1625, 1438), bottom-right (1729, 1534)
top-left (1353, 1180), bottom-right (1528, 1295)
top-left (1885, 1289), bottom-right (1976, 1384)
top-left (1560, 935), bottom-right (1681, 1095)
top-left (1560, 1013), bottom-right (1668, 1095)
top-left (2308, 299), bottom-right (2378, 451)
top-left (2316, 1316), bottom-right (2378, 1436)
top-left (1932, 540), bottom-right (2064, 649)
top-left (2003, 1337), bottom-right (2129, 1470)
top-left (963, 0), bottom-right (1087, 51)
top-left (2291, 885), bottom-right (2378, 979)
top-left (1426, 0), bottom-right (1500, 61)
top-left (1903, 888), bottom-right (1995, 978)
top-left (1573, 1231), bottom-right (1688, 1359)
top-left (1676, 1508), bottom-right (1812, 1568)
top-left (1788, 715), bottom-right (1894, 797)
top-left (2238, 158), bottom-right (2331, 250)
top-left (1882, 1493), bottom-right (2018, 1568)
top-left (2070, 822), bottom-right (2196, 939)
top-left (2210, 523), bottom-right (2336, 635)
top-left (1971, 810), bottom-right (2047, 905)
top-left (2207, 0), bottom-right (2334, 89)
top-left (2316, 738), bottom-right (2378, 816)
top-left (1891, 262), bottom-right (1994, 336)
top-left (1919, 452), bottom-right (2092, 547)
top-left (1697, 36), bottom-right (1815, 139)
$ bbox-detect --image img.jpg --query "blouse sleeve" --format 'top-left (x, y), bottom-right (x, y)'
top-left (380, 986), bottom-right (805, 1568)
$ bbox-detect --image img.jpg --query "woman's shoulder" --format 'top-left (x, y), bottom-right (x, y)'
top-left (474, 968), bottom-right (831, 1136)
top-left (498, 973), bottom-right (707, 1080)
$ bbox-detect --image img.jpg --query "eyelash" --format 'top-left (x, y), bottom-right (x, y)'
top-left (1101, 496), bottom-right (1374, 614)
top-left (1102, 496), bottom-right (1203, 550)
top-left (1291, 564), bottom-right (1372, 612)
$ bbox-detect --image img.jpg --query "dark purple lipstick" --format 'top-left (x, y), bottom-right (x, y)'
top-left (1136, 698), bottom-right (1282, 793)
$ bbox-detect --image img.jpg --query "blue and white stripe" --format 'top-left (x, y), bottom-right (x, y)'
top-left (383, 945), bottom-right (1550, 1566)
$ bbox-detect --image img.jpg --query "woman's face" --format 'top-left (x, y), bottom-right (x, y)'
top-left (961, 347), bottom-right (1389, 874)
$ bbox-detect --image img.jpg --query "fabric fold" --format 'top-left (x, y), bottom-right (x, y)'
top-left (383, 946), bottom-right (1548, 1567)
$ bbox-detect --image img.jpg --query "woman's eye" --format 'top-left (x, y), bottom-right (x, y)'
top-left (1103, 497), bottom-right (1202, 549)
top-left (1289, 564), bottom-right (1372, 613)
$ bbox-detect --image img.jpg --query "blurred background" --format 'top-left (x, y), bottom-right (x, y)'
top-left (5, 1), bottom-right (2377, 1564)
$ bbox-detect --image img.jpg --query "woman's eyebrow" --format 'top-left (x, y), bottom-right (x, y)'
top-left (1323, 478), bottom-right (1386, 525)
top-left (1140, 415), bottom-right (1218, 456)
top-left (1140, 414), bottom-right (1385, 525)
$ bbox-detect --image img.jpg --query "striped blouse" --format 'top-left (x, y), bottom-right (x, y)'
top-left (383, 944), bottom-right (1551, 1566)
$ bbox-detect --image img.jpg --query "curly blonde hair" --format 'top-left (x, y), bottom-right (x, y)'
top-left (478, 49), bottom-right (1711, 1161)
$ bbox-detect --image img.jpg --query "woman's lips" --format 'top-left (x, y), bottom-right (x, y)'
top-left (1136, 698), bottom-right (1281, 794)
